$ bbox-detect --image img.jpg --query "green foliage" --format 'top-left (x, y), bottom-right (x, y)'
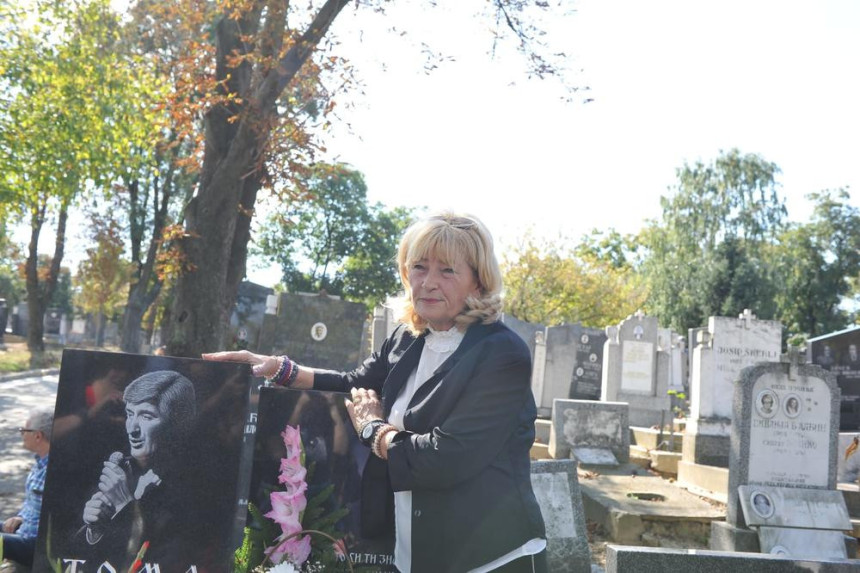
top-left (771, 189), bottom-right (860, 338)
top-left (255, 163), bottom-right (414, 310)
top-left (0, 0), bottom-right (163, 351)
top-left (341, 205), bottom-right (415, 309)
top-left (501, 231), bottom-right (647, 327)
top-left (234, 503), bottom-right (275, 573)
top-left (74, 215), bottom-right (132, 319)
top-left (641, 149), bottom-right (786, 333)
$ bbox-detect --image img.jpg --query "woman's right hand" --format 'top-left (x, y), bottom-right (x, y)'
top-left (201, 350), bottom-right (280, 378)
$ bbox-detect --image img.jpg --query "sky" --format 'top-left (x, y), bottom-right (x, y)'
top-left (244, 0), bottom-right (860, 286)
top-left (14, 0), bottom-right (860, 288)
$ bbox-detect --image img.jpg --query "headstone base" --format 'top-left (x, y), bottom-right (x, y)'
top-left (710, 521), bottom-right (859, 559)
top-left (709, 520), bottom-right (760, 552)
top-left (573, 447), bottom-right (619, 467)
top-left (682, 431), bottom-right (730, 467)
top-left (606, 545), bottom-right (860, 573)
top-left (676, 461), bottom-right (729, 502)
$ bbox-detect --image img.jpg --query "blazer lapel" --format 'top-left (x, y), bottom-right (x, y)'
top-left (407, 322), bottom-right (495, 409)
top-left (382, 334), bottom-right (425, 417)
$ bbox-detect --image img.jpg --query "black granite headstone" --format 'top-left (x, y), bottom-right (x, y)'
top-left (229, 280), bottom-right (274, 351)
top-left (250, 387), bottom-right (396, 571)
top-left (258, 292), bottom-right (368, 371)
top-left (809, 326), bottom-right (860, 430)
top-left (34, 349), bottom-right (253, 573)
top-left (569, 327), bottom-right (607, 400)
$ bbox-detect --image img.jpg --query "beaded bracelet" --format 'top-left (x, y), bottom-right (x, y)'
top-left (287, 360), bottom-right (300, 386)
top-left (372, 424), bottom-right (397, 460)
top-left (267, 356), bottom-right (293, 386)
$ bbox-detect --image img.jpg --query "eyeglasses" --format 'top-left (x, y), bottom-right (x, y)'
top-left (18, 427), bottom-right (36, 434)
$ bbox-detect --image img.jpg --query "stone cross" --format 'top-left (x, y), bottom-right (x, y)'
top-left (634, 309), bottom-right (646, 320)
top-left (738, 308), bottom-right (756, 329)
top-left (780, 345), bottom-right (805, 381)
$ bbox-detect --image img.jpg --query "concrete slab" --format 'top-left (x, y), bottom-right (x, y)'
top-left (676, 461), bottom-right (729, 504)
top-left (578, 462), bottom-right (724, 545)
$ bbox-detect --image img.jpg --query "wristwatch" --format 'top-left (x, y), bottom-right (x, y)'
top-left (359, 419), bottom-right (386, 447)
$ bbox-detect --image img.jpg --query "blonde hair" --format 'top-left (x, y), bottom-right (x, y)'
top-left (393, 212), bottom-right (503, 335)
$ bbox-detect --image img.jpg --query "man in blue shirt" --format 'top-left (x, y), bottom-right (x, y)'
top-left (2, 406), bottom-right (52, 567)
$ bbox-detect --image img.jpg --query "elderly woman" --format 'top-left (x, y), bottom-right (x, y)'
top-left (206, 212), bottom-right (547, 572)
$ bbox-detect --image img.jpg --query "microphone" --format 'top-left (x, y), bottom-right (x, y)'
top-left (108, 451), bottom-right (132, 475)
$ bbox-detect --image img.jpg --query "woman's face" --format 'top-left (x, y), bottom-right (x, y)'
top-left (409, 255), bottom-right (480, 331)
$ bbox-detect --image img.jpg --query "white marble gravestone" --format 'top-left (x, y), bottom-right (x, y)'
top-left (684, 310), bottom-right (782, 467)
top-left (711, 357), bottom-right (848, 559)
top-left (601, 311), bottom-right (671, 427)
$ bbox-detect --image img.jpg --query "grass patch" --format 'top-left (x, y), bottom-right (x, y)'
top-left (0, 336), bottom-right (62, 373)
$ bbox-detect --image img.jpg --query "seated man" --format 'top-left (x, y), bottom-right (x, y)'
top-left (2, 406), bottom-right (53, 568)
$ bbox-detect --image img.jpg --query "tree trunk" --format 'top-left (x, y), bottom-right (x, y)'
top-left (26, 201), bottom-right (68, 365)
top-left (166, 0), bottom-right (350, 357)
top-left (95, 310), bottom-right (106, 347)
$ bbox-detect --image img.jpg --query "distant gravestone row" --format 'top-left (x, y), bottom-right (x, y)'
top-left (808, 326), bottom-right (860, 430)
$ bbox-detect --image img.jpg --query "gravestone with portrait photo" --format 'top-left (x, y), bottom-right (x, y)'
top-left (601, 311), bottom-right (672, 427)
top-left (257, 291), bottom-right (368, 371)
top-left (808, 325), bottom-right (860, 431)
top-left (711, 351), bottom-right (853, 559)
top-left (33, 349), bottom-right (254, 573)
top-left (683, 310), bottom-right (782, 468)
top-left (530, 323), bottom-right (607, 418)
top-left (569, 326), bottom-right (608, 402)
top-left (250, 386), bottom-right (396, 571)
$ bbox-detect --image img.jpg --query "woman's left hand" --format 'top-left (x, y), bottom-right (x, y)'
top-left (345, 387), bottom-right (384, 433)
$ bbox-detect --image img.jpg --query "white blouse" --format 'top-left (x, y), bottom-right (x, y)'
top-left (386, 326), bottom-right (544, 573)
top-left (388, 326), bottom-right (463, 573)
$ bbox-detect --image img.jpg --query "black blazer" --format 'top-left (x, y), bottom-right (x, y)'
top-left (315, 320), bottom-right (546, 572)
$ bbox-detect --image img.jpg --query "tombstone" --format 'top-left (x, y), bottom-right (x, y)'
top-left (68, 317), bottom-right (88, 344)
top-left (808, 325), bottom-right (860, 430)
top-left (530, 323), bottom-right (608, 418)
top-left (549, 399), bottom-right (630, 464)
top-left (251, 387), bottom-right (395, 571)
top-left (569, 326), bottom-right (608, 401)
top-left (711, 355), bottom-right (851, 559)
top-left (664, 332), bottom-right (686, 392)
top-left (529, 459), bottom-right (592, 573)
top-left (501, 313), bottom-right (546, 360)
top-left (34, 349), bottom-right (253, 572)
top-left (532, 324), bottom-right (581, 418)
top-left (371, 305), bottom-right (398, 353)
top-left (228, 280), bottom-right (275, 352)
top-left (0, 298), bottom-right (6, 344)
top-left (531, 330), bottom-right (549, 417)
top-left (13, 301), bottom-right (27, 336)
top-left (601, 311), bottom-right (671, 428)
top-left (257, 292), bottom-right (367, 371)
top-left (605, 545), bottom-right (860, 573)
top-left (684, 310), bottom-right (782, 467)
top-left (44, 307), bottom-right (62, 335)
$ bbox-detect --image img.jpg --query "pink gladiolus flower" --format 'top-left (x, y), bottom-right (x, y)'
top-left (265, 532), bottom-right (312, 566)
top-left (332, 538), bottom-right (347, 559)
top-left (266, 490), bottom-right (306, 531)
top-left (278, 456), bottom-right (307, 485)
top-left (281, 425), bottom-right (303, 460)
top-left (281, 477), bottom-right (308, 499)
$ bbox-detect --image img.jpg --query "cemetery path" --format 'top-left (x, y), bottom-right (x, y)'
top-left (0, 373), bottom-right (59, 520)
